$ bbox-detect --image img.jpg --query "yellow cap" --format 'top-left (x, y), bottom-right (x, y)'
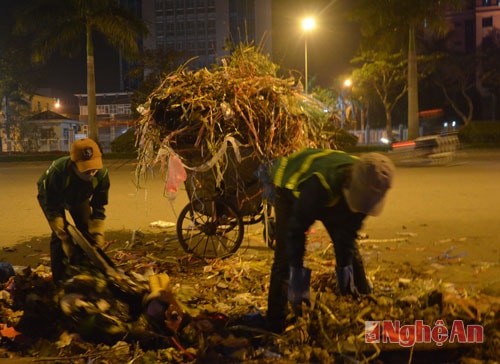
top-left (70, 138), bottom-right (103, 172)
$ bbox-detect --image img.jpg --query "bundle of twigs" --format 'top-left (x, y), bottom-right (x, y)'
top-left (134, 45), bottom-right (330, 187)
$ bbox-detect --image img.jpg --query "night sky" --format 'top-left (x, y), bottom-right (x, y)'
top-left (43, 36), bottom-right (122, 94)
top-left (2, 0), bottom-right (360, 95)
top-left (271, 0), bottom-right (360, 88)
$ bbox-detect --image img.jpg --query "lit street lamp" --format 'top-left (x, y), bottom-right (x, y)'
top-left (302, 17), bottom-right (316, 94)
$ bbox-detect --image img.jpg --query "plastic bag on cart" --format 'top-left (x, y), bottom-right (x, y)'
top-left (165, 154), bottom-right (187, 200)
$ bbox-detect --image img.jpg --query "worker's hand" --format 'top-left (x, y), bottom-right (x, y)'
top-left (48, 217), bottom-right (74, 258)
top-left (88, 219), bottom-right (105, 247)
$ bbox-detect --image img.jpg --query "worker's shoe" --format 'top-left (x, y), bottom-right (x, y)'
top-left (288, 266), bottom-right (311, 315)
top-left (336, 265), bottom-right (360, 297)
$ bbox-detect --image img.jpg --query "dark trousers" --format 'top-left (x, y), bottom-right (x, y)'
top-left (267, 188), bottom-right (293, 332)
top-left (43, 200), bottom-right (92, 282)
top-left (267, 188), bottom-right (370, 331)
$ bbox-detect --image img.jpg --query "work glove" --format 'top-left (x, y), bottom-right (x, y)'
top-left (48, 217), bottom-right (74, 258)
top-left (88, 219), bottom-right (105, 247)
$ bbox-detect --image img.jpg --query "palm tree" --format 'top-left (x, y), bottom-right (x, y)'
top-left (15, 0), bottom-right (148, 143)
top-left (350, 0), bottom-right (464, 139)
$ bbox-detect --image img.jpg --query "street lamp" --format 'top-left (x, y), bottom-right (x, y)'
top-left (341, 79), bottom-right (352, 128)
top-left (302, 17), bottom-right (316, 94)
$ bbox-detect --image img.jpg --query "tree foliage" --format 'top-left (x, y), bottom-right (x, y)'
top-left (14, 0), bottom-right (149, 143)
top-left (0, 1), bottom-right (41, 143)
top-left (431, 53), bottom-right (477, 125)
top-left (351, 51), bottom-right (408, 140)
top-left (349, 0), bottom-right (465, 139)
top-left (350, 0), bottom-right (463, 51)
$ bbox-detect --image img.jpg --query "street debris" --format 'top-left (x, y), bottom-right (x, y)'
top-left (0, 227), bottom-right (499, 363)
top-left (149, 220), bottom-right (176, 228)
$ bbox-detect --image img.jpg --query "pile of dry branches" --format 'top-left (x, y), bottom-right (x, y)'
top-left (134, 45), bottom-right (332, 186)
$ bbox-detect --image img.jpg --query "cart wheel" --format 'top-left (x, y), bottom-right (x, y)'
top-left (263, 216), bottom-right (276, 250)
top-left (177, 199), bottom-right (244, 259)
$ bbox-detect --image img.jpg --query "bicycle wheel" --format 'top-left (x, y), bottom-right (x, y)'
top-left (177, 199), bottom-right (244, 259)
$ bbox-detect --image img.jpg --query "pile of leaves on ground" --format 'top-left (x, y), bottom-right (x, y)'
top-left (0, 227), bottom-right (499, 363)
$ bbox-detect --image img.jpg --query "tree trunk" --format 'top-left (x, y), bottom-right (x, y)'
top-left (86, 23), bottom-right (98, 143)
top-left (407, 25), bottom-right (420, 140)
top-left (3, 96), bottom-right (9, 142)
top-left (385, 104), bottom-right (393, 141)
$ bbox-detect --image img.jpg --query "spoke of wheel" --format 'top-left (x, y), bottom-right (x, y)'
top-left (214, 230), bottom-right (231, 253)
top-left (185, 229), bottom-right (205, 253)
top-left (184, 209), bottom-right (207, 254)
top-left (203, 231), bottom-right (214, 257)
top-left (209, 236), bottom-right (219, 256)
top-left (217, 222), bottom-right (239, 254)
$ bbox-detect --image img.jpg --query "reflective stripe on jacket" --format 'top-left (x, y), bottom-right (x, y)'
top-left (271, 148), bottom-right (357, 206)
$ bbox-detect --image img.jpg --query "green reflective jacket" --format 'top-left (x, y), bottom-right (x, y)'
top-left (37, 156), bottom-right (110, 220)
top-left (271, 148), bottom-right (358, 206)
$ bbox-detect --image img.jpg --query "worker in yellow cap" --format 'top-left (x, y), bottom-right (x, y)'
top-left (37, 138), bottom-right (110, 283)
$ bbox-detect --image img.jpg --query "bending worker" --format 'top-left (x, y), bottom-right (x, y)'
top-left (37, 138), bottom-right (110, 282)
top-left (266, 149), bottom-right (395, 333)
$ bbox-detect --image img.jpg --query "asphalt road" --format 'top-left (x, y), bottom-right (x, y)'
top-left (0, 158), bottom-right (188, 245)
top-left (1, 149), bottom-right (499, 292)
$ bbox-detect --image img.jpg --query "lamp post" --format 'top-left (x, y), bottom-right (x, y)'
top-left (302, 17), bottom-right (315, 95)
top-left (341, 79), bottom-right (352, 128)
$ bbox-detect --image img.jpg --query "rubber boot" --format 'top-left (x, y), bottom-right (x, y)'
top-left (288, 266), bottom-right (311, 315)
top-left (336, 265), bottom-right (360, 297)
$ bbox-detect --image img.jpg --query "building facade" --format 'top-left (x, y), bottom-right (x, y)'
top-left (75, 92), bottom-right (135, 152)
top-left (445, 0), bottom-right (500, 119)
top-left (141, 0), bottom-right (272, 69)
top-left (446, 0), bottom-right (500, 54)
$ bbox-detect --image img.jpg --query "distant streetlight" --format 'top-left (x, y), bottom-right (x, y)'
top-left (302, 17), bottom-right (316, 94)
top-left (54, 98), bottom-right (61, 109)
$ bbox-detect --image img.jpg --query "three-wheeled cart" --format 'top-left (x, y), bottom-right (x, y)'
top-left (175, 147), bottom-right (275, 259)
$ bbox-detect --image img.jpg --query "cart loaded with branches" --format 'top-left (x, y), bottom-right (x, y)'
top-left (135, 45), bottom-right (356, 259)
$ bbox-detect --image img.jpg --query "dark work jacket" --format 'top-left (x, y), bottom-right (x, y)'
top-left (271, 149), bottom-right (365, 266)
top-left (37, 156), bottom-right (110, 221)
